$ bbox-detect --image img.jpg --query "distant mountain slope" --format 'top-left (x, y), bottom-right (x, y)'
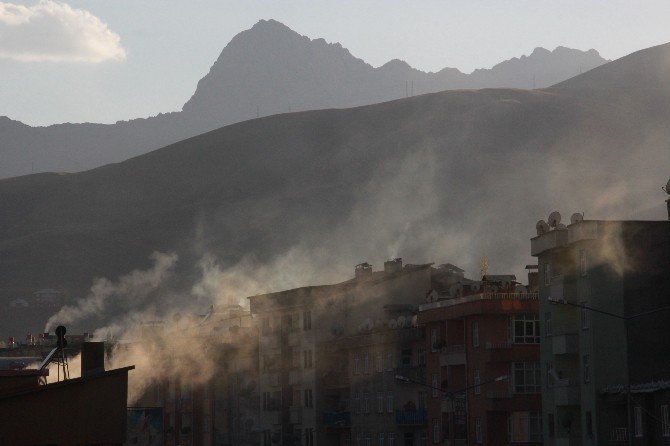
top-left (552, 41), bottom-right (670, 90)
top-left (1, 35), bottom-right (669, 339)
top-left (0, 19), bottom-right (607, 179)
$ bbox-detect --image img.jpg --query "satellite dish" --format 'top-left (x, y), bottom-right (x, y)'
top-left (570, 213), bottom-right (584, 224)
top-left (389, 319), bottom-right (398, 329)
top-left (397, 316), bottom-right (406, 328)
top-left (536, 220), bottom-right (550, 235)
top-left (548, 211), bottom-right (561, 228)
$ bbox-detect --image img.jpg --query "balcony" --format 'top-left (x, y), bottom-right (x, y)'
top-left (439, 345), bottom-right (465, 366)
top-left (289, 369), bottom-right (302, 386)
top-left (553, 380), bottom-right (580, 406)
top-left (289, 406), bottom-right (302, 424)
top-left (395, 410), bottom-right (427, 426)
top-left (323, 411), bottom-right (351, 428)
top-left (395, 365), bottom-right (426, 383)
top-left (552, 333), bottom-right (578, 355)
top-left (288, 331), bottom-right (301, 347)
top-left (485, 341), bottom-right (513, 362)
top-left (609, 428), bottom-right (628, 443)
top-left (531, 229), bottom-right (568, 256)
top-left (261, 336), bottom-right (280, 350)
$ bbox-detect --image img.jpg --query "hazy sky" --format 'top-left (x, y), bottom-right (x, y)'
top-left (1, 0), bottom-right (669, 126)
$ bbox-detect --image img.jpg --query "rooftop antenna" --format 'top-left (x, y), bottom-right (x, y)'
top-left (39, 325), bottom-right (69, 382)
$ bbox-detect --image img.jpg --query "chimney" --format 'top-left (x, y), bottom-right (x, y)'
top-left (354, 263), bottom-right (373, 281)
top-left (384, 258), bottom-right (403, 275)
top-left (81, 342), bottom-right (105, 377)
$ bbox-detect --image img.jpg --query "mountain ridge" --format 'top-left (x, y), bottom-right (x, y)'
top-left (1, 19), bottom-right (607, 179)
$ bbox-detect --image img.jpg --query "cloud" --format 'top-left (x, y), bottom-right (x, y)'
top-left (0, 0), bottom-right (126, 62)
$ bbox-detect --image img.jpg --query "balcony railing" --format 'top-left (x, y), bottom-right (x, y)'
top-left (610, 428), bottom-right (628, 442)
top-left (486, 390), bottom-right (511, 399)
top-left (323, 411), bottom-right (351, 428)
top-left (421, 293), bottom-right (538, 311)
top-left (485, 341), bottom-right (511, 350)
top-left (395, 410), bottom-right (427, 426)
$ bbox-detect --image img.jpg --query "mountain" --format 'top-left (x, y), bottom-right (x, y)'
top-left (0, 41), bottom-right (668, 337)
top-left (0, 19), bottom-right (607, 179)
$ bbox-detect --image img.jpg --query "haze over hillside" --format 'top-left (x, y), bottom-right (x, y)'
top-left (0, 19), bottom-right (607, 179)
top-left (1, 41), bottom-right (669, 337)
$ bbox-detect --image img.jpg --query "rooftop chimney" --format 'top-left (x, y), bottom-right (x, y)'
top-left (81, 342), bottom-right (105, 377)
top-left (355, 263), bottom-right (373, 281)
top-left (384, 258), bottom-right (403, 275)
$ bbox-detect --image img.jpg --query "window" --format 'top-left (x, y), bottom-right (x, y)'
top-left (364, 352), bottom-right (370, 374)
top-left (474, 370), bottom-right (481, 395)
top-left (513, 314), bottom-right (540, 344)
top-left (580, 302), bottom-right (589, 330)
top-left (544, 263), bottom-right (551, 286)
top-left (354, 392), bottom-right (361, 414)
top-left (292, 347), bottom-right (301, 368)
top-left (432, 374), bottom-right (439, 397)
top-left (293, 388), bottom-right (301, 407)
top-left (586, 411), bottom-right (593, 437)
top-left (304, 389), bottom-right (313, 408)
top-left (418, 347), bottom-right (426, 366)
top-left (363, 393), bottom-right (370, 413)
top-left (401, 349), bottom-right (412, 366)
top-left (513, 362), bottom-right (541, 394)
top-left (263, 430), bottom-right (272, 446)
top-left (305, 428), bottom-right (315, 446)
top-left (365, 433), bottom-right (372, 446)
top-left (583, 355), bottom-right (590, 383)
top-left (432, 419), bottom-right (440, 444)
top-left (475, 417), bottom-right (482, 443)
top-left (635, 406), bottom-right (643, 437)
top-left (304, 349), bottom-right (313, 369)
top-left (546, 362), bottom-right (554, 388)
top-left (545, 312), bottom-right (552, 337)
top-left (472, 321), bottom-right (479, 347)
top-left (303, 310), bottom-right (312, 330)
top-left (376, 351), bottom-right (383, 373)
top-left (388, 433), bottom-right (395, 446)
top-left (419, 432), bottom-right (428, 446)
top-left (377, 392), bottom-right (384, 413)
top-left (509, 411), bottom-right (542, 442)
top-left (387, 391), bottom-right (394, 413)
top-left (418, 391), bottom-right (427, 410)
top-left (548, 413), bottom-right (555, 437)
top-left (661, 405), bottom-right (670, 437)
top-left (431, 328), bottom-right (438, 351)
top-left (579, 249), bottom-right (588, 276)
top-left (354, 353), bottom-right (360, 375)
top-left (379, 432), bottom-right (385, 446)
top-left (386, 350), bottom-right (394, 371)
top-left (291, 313), bottom-right (300, 330)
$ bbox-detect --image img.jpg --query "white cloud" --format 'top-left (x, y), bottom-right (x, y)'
top-left (0, 0), bottom-right (126, 62)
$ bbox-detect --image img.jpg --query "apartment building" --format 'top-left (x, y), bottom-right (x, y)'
top-left (418, 274), bottom-right (541, 445)
top-left (325, 312), bottom-right (428, 446)
top-left (132, 304), bottom-right (259, 446)
top-left (531, 210), bottom-right (670, 446)
top-left (248, 259), bottom-right (468, 446)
